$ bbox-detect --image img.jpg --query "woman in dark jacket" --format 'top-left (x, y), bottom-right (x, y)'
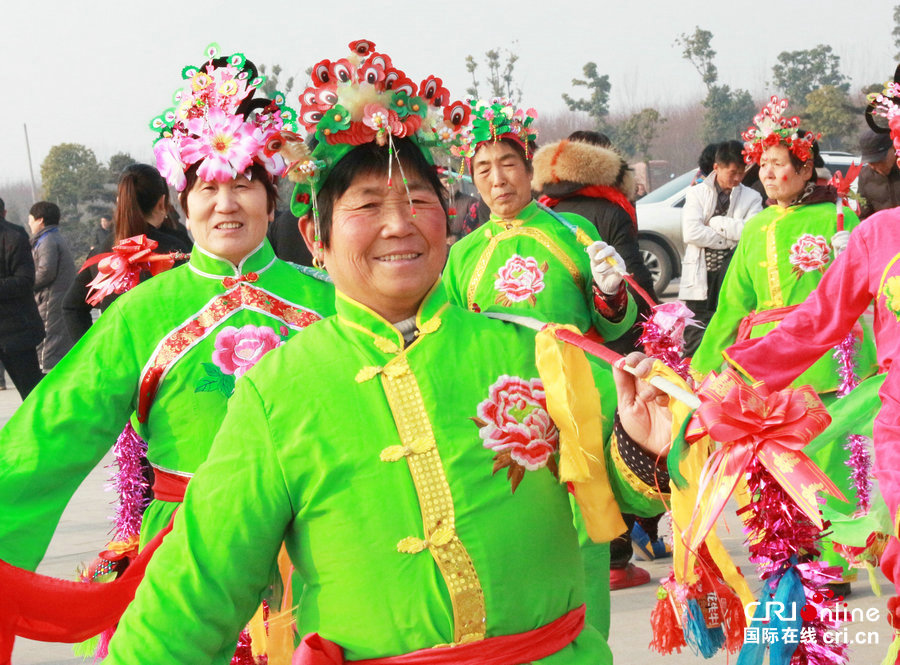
top-left (533, 131), bottom-right (657, 356)
top-left (63, 164), bottom-right (191, 341)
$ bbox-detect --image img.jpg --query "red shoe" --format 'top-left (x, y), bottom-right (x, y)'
top-left (609, 563), bottom-right (651, 590)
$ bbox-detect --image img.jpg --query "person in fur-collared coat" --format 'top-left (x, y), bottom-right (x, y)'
top-left (533, 132), bottom-right (657, 356)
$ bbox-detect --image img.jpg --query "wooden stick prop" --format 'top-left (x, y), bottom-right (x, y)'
top-left (483, 312), bottom-right (700, 409)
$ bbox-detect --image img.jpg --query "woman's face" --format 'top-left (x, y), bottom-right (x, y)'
top-left (471, 141), bottom-right (533, 220)
top-left (759, 145), bottom-right (813, 207)
top-left (185, 173), bottom-right (272, 265)
top-left (319, 170), bottom-right (447, 323)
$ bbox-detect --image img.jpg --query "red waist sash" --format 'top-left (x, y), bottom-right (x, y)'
top-left (292, 604), bottom-right (586, 665)
top-left (152, 467), bottom-right (191, 503)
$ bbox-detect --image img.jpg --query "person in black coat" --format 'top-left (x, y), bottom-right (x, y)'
top-left (533, 132), bottom-right (667, 589)
top-left (0, 198), bottom-right (45, 398)
top-left (63, 164), bottom-right (191, 342)
top-left (532, 131), bottom-right (658, 356)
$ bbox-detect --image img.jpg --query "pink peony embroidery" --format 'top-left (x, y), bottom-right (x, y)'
top-left (212, 324), bottom-right (283, 378)
top-left (789, 234), bottom-right (831, 277)
top-left (473, 374), bottom-right (559, 492)
top-left (493, 254), bottom-right (548, 307)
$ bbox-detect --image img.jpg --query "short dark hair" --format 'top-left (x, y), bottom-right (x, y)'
top-left (0, 197), bottom-right (5, 215)
top-left (29, 201), bottom-right (61, 226)
top-left (714, 140), bottom-right (745, 167)
top-left (315, 137), bottom-right (447, 247)
top-left (698, 143), bottom-right (719, 177)
top-left (568, 130), bottom-right (612, 148)
top-left (178, 162), bottom-right (278, 219)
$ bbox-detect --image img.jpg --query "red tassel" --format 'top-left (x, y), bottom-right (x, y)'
top-left (649, 589), bottom-right (686, 654)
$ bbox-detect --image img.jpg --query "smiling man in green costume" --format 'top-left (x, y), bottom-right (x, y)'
top-left (103, 40), bottom-right (675, 665)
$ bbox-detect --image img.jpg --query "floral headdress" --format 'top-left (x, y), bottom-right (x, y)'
top-left (150, 43), bottom-right (297, 191)
top-left (468, 98), bottom-right (538, 159)
top-left (275, 39), bottom-right (473, 235)
top-left (741, 96), bottom-right (819, 166)
top-left (866, 64), bottom-right (900, 167)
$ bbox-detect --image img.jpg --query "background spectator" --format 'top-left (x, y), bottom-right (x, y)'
top-left (858, 128), bottom-right (900, 219)
top-left (0, 197), bottom-right (44, 396)
top-left (679, 140), bottom-right (762, 355)
top-left (28, 201), bottom-right (76, 372)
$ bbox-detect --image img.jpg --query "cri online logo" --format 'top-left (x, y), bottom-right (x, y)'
top-left (744, 588), bottom-right (845, 622)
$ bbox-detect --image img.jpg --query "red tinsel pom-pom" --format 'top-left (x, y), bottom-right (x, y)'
top-left (649, 588), bottom-right (686, 655)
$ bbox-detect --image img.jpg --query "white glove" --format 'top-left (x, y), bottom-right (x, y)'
top-left (831, 230), bottom-right (850, 258)
top-left (586, 240), bottom-right (626, 295)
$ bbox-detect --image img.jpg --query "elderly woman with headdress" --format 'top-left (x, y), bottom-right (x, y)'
top-left (691, 97), bottom-right (879, 592)
top-left (441, 98), bottom-right (651, 628)
top-left (100, 39), bottom-right (677, 665)
top-left (0, 44), bottom-right (334, 657)
top-left (719, 70), bottom-right (900, 619)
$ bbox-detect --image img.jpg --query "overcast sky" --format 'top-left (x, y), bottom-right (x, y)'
top-left (1, 0), bottom-right (895, 185)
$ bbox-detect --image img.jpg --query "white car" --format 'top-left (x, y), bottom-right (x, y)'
top-left (634, 152), bottom-right (860, 294)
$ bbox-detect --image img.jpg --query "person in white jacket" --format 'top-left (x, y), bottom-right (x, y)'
top-left (678, 140), bottom-right (763, 354)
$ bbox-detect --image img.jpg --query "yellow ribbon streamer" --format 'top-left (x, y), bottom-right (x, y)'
top-left (535, 324), bottom-right (625, 542)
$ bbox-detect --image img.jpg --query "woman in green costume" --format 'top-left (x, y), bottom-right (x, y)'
top-left (441, 99), bottom-right (645, 629)
top-left (0, 45), bottom-right (335, 573)
top-left (692, 96), bottom-right (879, 592)
top-left (103, 39), bottom-right (675, 665)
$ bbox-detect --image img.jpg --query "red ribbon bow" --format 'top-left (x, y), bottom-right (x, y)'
top-left (80, 235), bottom-right (187, 306)
top-left (222, 272), bottom-right (259, 289)
top-left (683, 369), bottom-right (845, 552)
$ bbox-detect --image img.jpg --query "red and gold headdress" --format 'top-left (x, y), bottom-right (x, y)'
top-left (273, 39), bottom-right (472, 221)
top-left (741, 96), bottom-right (819, 166)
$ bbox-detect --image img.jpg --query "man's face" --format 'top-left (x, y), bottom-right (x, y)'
top-left (714, 162), bottom-right (744, 192)
top-left (27, 215), bottom-right (44, 236)
top-left (100, 217), bottom-right (111, 230)
top-left (870, 148), bottom-right (898, 177)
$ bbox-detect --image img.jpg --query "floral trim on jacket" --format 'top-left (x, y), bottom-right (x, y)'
top-left (473, 374), bottom-right (559, 492)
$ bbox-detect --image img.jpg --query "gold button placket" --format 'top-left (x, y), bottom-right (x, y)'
top-left (379, 353), bottom-right (487, 644)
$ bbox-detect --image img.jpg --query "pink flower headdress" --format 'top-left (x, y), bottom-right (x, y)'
top-left (150, 43), bottom-right (298, 191)
top-left (741, 96), bottom-right (820, 166)
top-left (866, 64), bottom-right (900, 169)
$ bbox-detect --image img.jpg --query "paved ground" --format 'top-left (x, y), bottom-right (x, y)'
top-left (1, 331), bottom-right (895, 664)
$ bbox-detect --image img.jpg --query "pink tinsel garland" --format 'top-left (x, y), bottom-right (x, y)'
top-left (110, 423), bottom-right (150, 541)
top-left (832, 333), bottom-right (874, 516)
top-left (845, 435), bottom-right (872, 516)
top-left (738, 458), bottom-right (847, 665)
top-left (833, 333), bottom-right (860, 398)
